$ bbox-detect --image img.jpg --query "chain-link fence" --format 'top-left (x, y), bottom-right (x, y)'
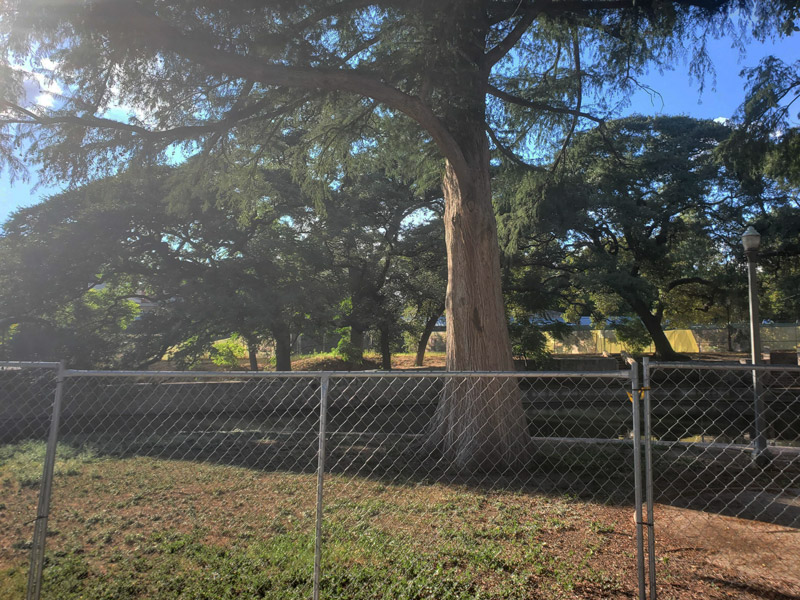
top-left (10, 361), bottom-right (799, 599)
top-left (0, 361), bottom-right (61, 600)
top-left (544, 324), bottom-right (800, 356)
top-left (321, 372), bottom-right (646, 598)
top-left (3, 366), bottom-right (658, 599)
top-left (644, 359), bottom-right (800, 599)
top-left (0, 362), bottom-right (60, 444)
top-left (692, 323), bottom-right (800, 354)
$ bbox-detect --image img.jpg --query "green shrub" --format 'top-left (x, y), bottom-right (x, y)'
top-left (210, 334), bottom-right (248, 370)
top-left (333, 328), bottom-right (363, 365)
top-left (508, 320), bottom-right (550, 368)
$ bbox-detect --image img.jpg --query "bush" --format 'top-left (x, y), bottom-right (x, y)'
top-left (210, 334), bottom-right (248, 370)
top-left (333, 328), bottom-right (363, 365)
top-left (508, 321), bottom-right (550, 368)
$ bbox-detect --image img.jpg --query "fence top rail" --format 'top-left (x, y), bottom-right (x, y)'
top-left (62, 368), bottom-right (633, 380)
top-left (647, 360), bottom-right (800, 373)
top-left (0, 361), bottom-right (61, 368)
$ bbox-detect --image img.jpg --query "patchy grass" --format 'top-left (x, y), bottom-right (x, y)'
top-left (1, 441), bottom-right (796, 599)
top-left (0, 441), bottom-right (98, 489)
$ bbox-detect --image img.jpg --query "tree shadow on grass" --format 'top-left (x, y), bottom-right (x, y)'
top-left (6, 372), bottom-right (799, 528)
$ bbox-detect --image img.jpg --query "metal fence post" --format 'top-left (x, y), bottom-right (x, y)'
top-left (630, 360), bottom-right (646, 600)
top-left (642, 357), bottom-right (656, 600)
top-left (313, 373), bottom-right (330, 600)
top-left (26, 361), bottom-right (66, 600)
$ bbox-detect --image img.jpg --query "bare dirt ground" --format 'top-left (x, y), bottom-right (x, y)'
top-left (654, 505), bottom-right (800, 599)
top-left (2, 449), bottom-right (799, 599)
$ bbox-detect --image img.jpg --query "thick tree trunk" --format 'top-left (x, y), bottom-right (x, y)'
top-left (379, 324), bottom-right (391, 371)
top-left (411, 1), bottom-right (528, 471)
top-left (426, 117), bottom-right (529, 470)
top-left (415, 306), bottom-right (444, 367)
top-left (273, 325), bottom-right (292, 371)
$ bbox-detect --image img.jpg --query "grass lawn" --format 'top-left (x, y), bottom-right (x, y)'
top-left (2, 441), bottom-right (798, 599)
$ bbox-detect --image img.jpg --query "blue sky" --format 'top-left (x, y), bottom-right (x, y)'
top-left (1, 31), bottom-right (798, 222)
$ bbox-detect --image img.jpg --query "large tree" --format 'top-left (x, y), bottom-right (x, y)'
top-left (719, 56), bottom-right (800, 321)
top-left (318, 169), bottom-right (438, 363)
top-left (1, 0), bottom-right (795, 467)
top-left (503, 116), bottom-right (759, 359)
top-left (0, 165), bottom-right (332, 369)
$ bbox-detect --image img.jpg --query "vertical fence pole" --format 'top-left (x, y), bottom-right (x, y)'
top-left (26, 361), bottom-right (66, 600)
top-left (630, 361), bottom-right (646, 600)
top-left (642, 358), bottom-right (657, 600)
top-left (313, 373), bottom-right (330, 600)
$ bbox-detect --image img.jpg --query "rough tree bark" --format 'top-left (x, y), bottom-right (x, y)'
top-left (247, 341), bottom-right (259, 372)
top-left (379, 324), bottom-right (391, 371)
top-left (349, 325), bottom-right (366, 363)
top-left (422, 3), bottom-right (530, 471)
top-left (425, 142), bottom-right (530, 470)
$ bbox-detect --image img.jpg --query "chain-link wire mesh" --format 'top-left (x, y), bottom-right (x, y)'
top-left (10, 367), bottom-right (657, 600)
top-left (0, 362), bottom-right (60, 597)
top-left (0, 362), bottom-right (60, 444)
top-left (44, 371), bottom-right (322, 599)
top-left (692, 324), bottom-right (800, 354)
top-left (320, 371), bottom-right (640, 598)
top-left (645, 360), bottom-right (800, 598)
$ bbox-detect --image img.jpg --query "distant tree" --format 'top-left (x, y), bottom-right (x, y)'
top-left (0, 285), bottom-right (139, 368)
top-left (504, 117), bottom-right (747, 360)
top-left (318, 168), bottom-right (441, 365)
top-left (393, 212), bottom-right (447, 367)
top-left (0, 165), bottom-right (331, 369)
top-left (719, 56), bottom-right (800, 322)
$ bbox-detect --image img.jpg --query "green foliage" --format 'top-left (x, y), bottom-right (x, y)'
top-left (613, 319), bottom-right (653, 355)
top-left (0, 164), bottom-right (336, 369)
top-left (507, 320), bottom-right (550, 367)
top-left (0, 0), bottom-right (794, 375)
top-left (210, 335), bottom-right (248, 370)
top-left (0, 441), bottom-right (97, 488)
top-left (500, 116), bottom-right (775, 359)
top-left (333, 328), bottom-right (364, 366)
top-left (0, 285), bottom-right (140, 368)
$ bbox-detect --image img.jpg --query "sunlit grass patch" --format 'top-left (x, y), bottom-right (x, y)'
top-left (0, 442), bottom-right (634, 599)
top-left (0, 441), bottom-right (98, 489)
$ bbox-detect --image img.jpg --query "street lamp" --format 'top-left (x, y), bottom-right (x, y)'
top-left (742, 225), bottom-right (769, 462)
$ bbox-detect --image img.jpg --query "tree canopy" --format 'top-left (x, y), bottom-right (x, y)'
top-left (2, 0), bottom-right (797, 467)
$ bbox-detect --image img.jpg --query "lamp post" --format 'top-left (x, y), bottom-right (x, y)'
top-left (742, 225), bottom-right (769, 462)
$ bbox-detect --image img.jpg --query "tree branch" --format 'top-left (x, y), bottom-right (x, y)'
top-left (485, 124), bottom-right (544, 172)
top-left (667, 276), bottom-right (714, 292)
top-left (487, 0), bottom-right (728, 25)
top-left (485, 7), bottom-right (541, 67)
top-left (486, 84), bottom-right (604, 124)
top-left (85, 2), bottom-right (470, 182)
top-left (550, 27), bottom-right (583, 172)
